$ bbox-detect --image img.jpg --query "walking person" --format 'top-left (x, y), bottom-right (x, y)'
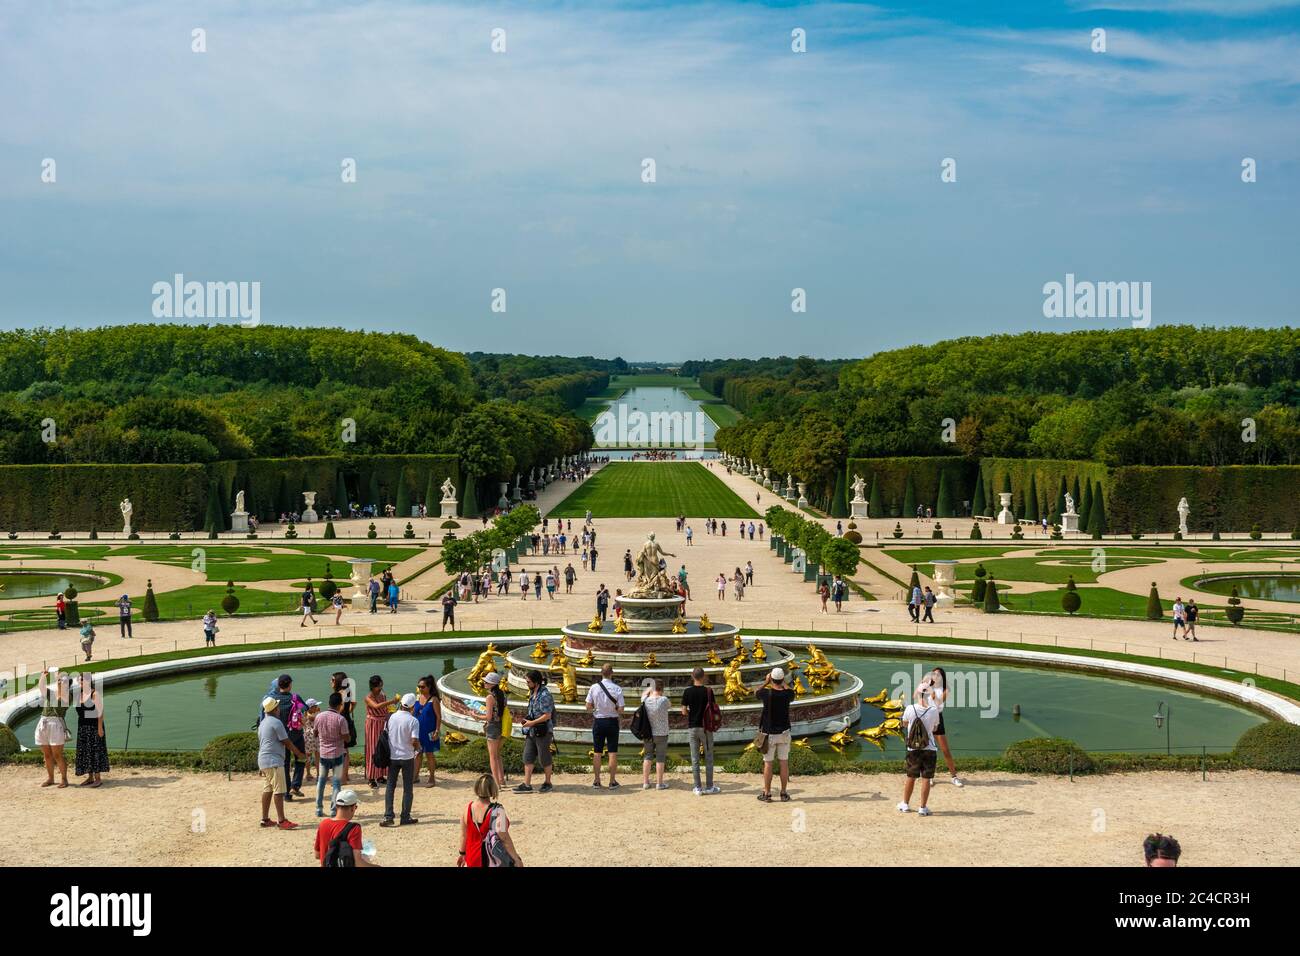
top-left (332, 672), bottom-right (357, 785)
top-left (258, 696), bottom-right (305, 830)
top-left (640, 679), bottom-right (671, 790)
top-left (716, 572), bottom-right (727, 601)
top-left (1172, 597), bottom-right (1186, 640)
top-left (590, 545), bottom-right (598, 571)
top-left (313, 693), bottom-right (349, 817)
top-left (458, 774), bottom-right (522, 867)
top-left (745, 561), bottom-right (754, 586)
top-left (413, 676), bottom-right (442, 787)
top-left (202, 609), bottom-right (218, 646)
top-left (387, 578), bottom-right (400, 613)
top-left (918, 667), bottom-right (964, 787)
top-left (818, 578), bottom-right (830, 613)
top-left (515, 670), bottom-right (556, 794)
top-left (533, 571), bottom-right (542, 600)
top-left (78, 620), bottom-right (96, 661)
top-left (756, 667), bottom-right (794, 802)
top-left (922, 586), bottom-right (936, 623)
top-left (585, 663), bottom-right (624, 788)
top-left (300, 585), bottom-right (317, 627)
top-left (1186, 600), bottom-right (1199, 641)
top-left (73, 675), bottom-right (109, 787)
top-left (564, 563), bottom-right (576, 594)
top-left (368, 576), bottom-right (380, 613)
top-left (117, 594), bottom-right (133, 638)
top-left (685, 525), bottom-right (693, 546)
top-left (681, 667), bottom-right (720, 795)
top-left (482, 672), bottom-right (507, 788)
top-left (898, 683), bottom-right (941, 816)
top-left (332, 591), bottom-right (345, 625)
top-left (832, 576), bottom-right (846, 612)
top-left (909, 582), bottom-right (923, 623)
top-left (380, 694), bottom-right (420, 827)
top-left (36, 670), bottom-right (72, 789)
top-left (441, 589), bottom-right (457, 632)
top-left (364, 675), bottom-right (396, 789)
top-left (519, 570), bottom-right (530, 601)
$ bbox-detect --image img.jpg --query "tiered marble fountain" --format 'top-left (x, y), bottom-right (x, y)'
top-left (437, 534), bottom-right (862, 745)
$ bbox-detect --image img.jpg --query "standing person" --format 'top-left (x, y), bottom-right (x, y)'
top-left (590, 545), bottom-right (598, 571)
top-left (918, 668), bottom-right (964, 787)
top-left (364, 676), bottom-right (396, 788)
top-left (640, 679), bottom-right (671, 790)
top-left (922, 586), bottom-right (936, 623)
top-left (533, 572), bottom-right (542, 600)
top-left (300, 585), bottom-right (317, 627)
top-left (202, 609), bottom-right (218, 646)
top-left (117, 594), bottom-right (133, 638)
top-left (758, 523), bottom-right (764, 541)
top-left (441, 589), bottom-right (457, 632)
top-left (302, 699), bottom-right (321, 785)
top-left (681, 667), bottom-right (719, 795)
top-left (332, 591), bottom-right (345, 625)
top-left (55, 592), bottom-right (67, 630)
top-left (1172, 597), bottom-right (1186, 640)
top-left (596, 585), bottom-right (610, 623)
top-left (745, 561), bottom-right (754, 586)
top-left (564, 563), bottom-right (576, 594)
top-left (269, 674), bottom-right (308, 799)
top-left (380, 693), bottom-right (420, 828)
top-left (73, 675), bottom-right (109, 787)
top-left (715, 572), bottom-right (727, 601)
top-left (818, 578), bottom-right (830, 613)
top-left (581, 546), bottom-right (589, 571)
top-left (755, 667), bottom-right (794, 803)
top-left (519, 570), bottom-right (530, 601)
top-left (897, 684), bottom-right (941, 816)
top-left (314, 693), bottom-right (349, 817)
top-left (515, 670), bottom-right (556, 794)
top-left (720, 521), bottom-right (727, 537)
top-left (832, 576), bottom-right (846, 612)
top-left (585, 663), bottom-right (624, 788)
top-left (623, 549), bottom-right (634, 580)
top-left (677, 565), bottom-right (691, 600)
top-left (1185, 600), bottom-right (1199, 642)
top-left (685, 525), bottom-right (693, 546)
top-left (368, 576), bottom-right (380, 614)
top-left (78, 621), bottom-right (96, 661)
top-left (315, 789), bottom-right (377, 867)
top-left (909, 582), bottom-right (923, 623)
top-left (36, 670), bottom-right (72, 788)
top-left (482, 672), bottom-right (507, 788)
top-left (258, 696), bottom-right (305, 830)
top-left (458, 774), bottom-right (522, 867)
top-left (331, 672), bottom-right (357, 785)
top-left (413, 676), bottom-right (442, 787)
top-left (733, 568), bottom-right (745, 601)
top-left (387, 578), bottom-right (400, 613)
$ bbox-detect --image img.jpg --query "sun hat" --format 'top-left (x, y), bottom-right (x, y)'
top-left (483, 672), bottom-right (501, 685)
top-left (261, 696), bottom-right (279, 713)
top-left (305, 698), bottom-right (320, 708)
top-left (770, 667), bottom-right (785, 681)
top-left (400, 692), bottom-right (417, 708)
top-left (335, 789), bottom-right (359, 807)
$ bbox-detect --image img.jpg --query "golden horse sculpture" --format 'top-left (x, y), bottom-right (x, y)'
top-left (863, 688), bottom-right (889, 706)
top-left (587, 614), bottom-right (603, 632)
top-left (705, 649), bottom-right (723, 665)
top-left (467, 644), bottom-right (508, 693)
top-left (613, 616), bottom-right (629, 634)
top-left (751, 639), bottom-right (767, 662)
top-left (671, 616), bottom-right (687, 634)
top-left (698, 613), bottom-right (713, 632)
top-left (723, 656), bottom-right (752, 703)
top-left (530, 640), bottom-right (551, 660)
top-left (643, 652), bottom-right (660, 668)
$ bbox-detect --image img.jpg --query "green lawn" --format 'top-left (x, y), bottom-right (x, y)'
top-left (548, 462), bottom-right (760, 518)
top-left (698, 401), bottom-right (742, 428)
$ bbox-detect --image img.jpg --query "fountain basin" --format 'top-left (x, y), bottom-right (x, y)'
top-left (613, 595), bottom-right (686, 632)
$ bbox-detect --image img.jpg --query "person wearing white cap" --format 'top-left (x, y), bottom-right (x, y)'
top-left (316, 789), bottom-right (377, 868)
top-left (755, 667), bottom-right (794, 803)
top-left (381, 693), bottom-right (421, 827)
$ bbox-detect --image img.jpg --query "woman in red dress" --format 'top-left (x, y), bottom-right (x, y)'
top-left (364, 675), bottom-right (398, 788)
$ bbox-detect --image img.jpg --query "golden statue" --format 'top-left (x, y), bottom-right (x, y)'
top-left (577, 648), bottom-right (595, 667)
top-left (751, 639), bottom-right (767, 662)
top-left (791, 738), bottom-right (809, 749)
top-left (800, 643), bottom-right (840, 689)
top-left (670, 616), bottom-right (687, 634)
top-left (529, 640), bottom-right (551, 660)
top-left (859, 732), bottom-right (885, 751)
top-left (733, 633), bottom-right (743, 650)
top-left (587, 614), bottom-right (603, 632)
top-left (857, 724), bottom-right (887, 740)
top-left (613, 616), bottom-right (629, 634)
top-left (548, 646), bottom-right (567, 670)
top-left (734, 644), bottom-right (749, 664)
top-left (643, 652), bottom-right (660, 668)
top-left (881, 700), bottom-right (905, 714)
top-left (722, 656), bottom-right (752, 703)
top-left (828, 728), bottom-right (854, 748)
top-left (705, 648), bottom-right (722, 665)
top-left (863, 688), bottom-right (889, 706)
top-left (467, 644), bottom-right (508, 693)
top-left (555, 659), bottom-right (579, 703)
top-left (698, 613), bottom-right (713, 632)
top-left (880, 717), bottom-right (903, 732)
top-left (442, 731), bottom-right (469, 746)
top-left (792, 676), bottom-right (807, 697)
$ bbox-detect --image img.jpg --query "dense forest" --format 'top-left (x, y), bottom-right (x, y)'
top-left (709, 327), bottom-right (1300, 504)
top-left (0, 326), bottom-right (600, 479)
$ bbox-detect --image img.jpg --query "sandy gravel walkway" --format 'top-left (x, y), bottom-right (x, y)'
top-left (1, 765), bottom-right (1294, 867)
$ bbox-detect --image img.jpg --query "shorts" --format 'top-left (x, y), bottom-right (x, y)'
top-left (905, 749), bottom-right (938, 779)
top-left (643, 735), bottom-right (668, 765)
top-left (301, 606), bottom-right (313, 616)
top-left (485, 722), bottom-right (502, 741)
top-left (261, 765), bottom-right (287, 795)
top-left (592, 717), bottom-right (620, 754)
top-left (934, 715), bottom-right (946, 737)
top-left (523, 731), bottom-right (553, 767)
top-left (763, 730), bottom-right (791, 763)
top-left (35, 716), bottom-right (69, 747)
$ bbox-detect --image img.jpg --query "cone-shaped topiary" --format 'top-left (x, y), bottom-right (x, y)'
top-left (983, 577), bottom-right (1000, 613)
top-left (320, 562), bottom-right (337, 600)
top-left (902, 474), bottom-right (917, 518)
top-left (931, 522), bottom-right (943, 539)
top-left (404, 522), bottom-right (416, 539)
top-left (143, 579), bottom-right (160, 621)
top-left (892, 521), bottom-right (904, 539)
top-left (1024, 474), bottom-right (1039, 522)
top-left (972, 564), bottom-right (987, 603)
top-left (221, 580), bottom-right (240, 615)
top-left (65, 583), bottom-right (80, 627)
top-left (869, 475), bottom-right (884, 520)
top-left (1225, 585), bottom-right (1244, 624)
top-left (1249, 524), bottom-right (1262, 540)
top-left (1146, 582), bottom-right (1163, 620)
top-left (971, 472), bottom-right (986, 518)
top-left (936, 472), bottom-right (954, 518)
top-left (908, 566), bottom-right (921, 591)
top-left (830, 469), bottom-right (848, 519)
top-left (367, 522), bottom-right (378, 539)
top-left (1011, 522), bottom-right (1024, 540)
top-left (335, 470), bottom-right (350, 515)
top-left (1061, 575), bottom-right (1081, 614)
top-left (1088, 482), bottom-right (1106, 538)
top-left (323, 519), bottom-right (336, 539)
top-left (462, 474), bottom-right (478, 519)
top-left (970, 521), bottom-right (982, 539)
top-left (284, 520), bottom-right (297, 540)
top-left (88, 523), bottom-right (97, 540)
top-left (395, 467), bottom-right (412, 518)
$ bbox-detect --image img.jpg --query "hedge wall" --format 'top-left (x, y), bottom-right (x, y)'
top-left (845, 457), bottom-right (977, 518)
top-left (1107, 465), bottom-right (1300, 533)
top-left (979, 458), bottom-right (1109, 520)
top-left (0, 463), bottom-right (208, 532)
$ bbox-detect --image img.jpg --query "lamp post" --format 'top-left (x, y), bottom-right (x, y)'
top-left (124, 698), bottom-right (144, 753)
top-left (1153, 701), bottom-right (1171, 755)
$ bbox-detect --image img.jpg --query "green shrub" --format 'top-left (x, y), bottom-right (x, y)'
top-left (200, 732), bottom-right (260, 772)
top-left (970, 522), bottom-right (982, 539)
top-left (1146, 582), bottom-right (1162, 620)
top-left (1291, 526), bottom-right (1299, 540)
top-left (908, 565), bottom-right (920, 591)
top-left (221, 580), bottom-right (240, 615)
top-left (972, 564), bottom-right (987, 603)
top-left (727, 745), bottom-right (826, 775)
top-left (1225, 585), bottom-right (1244, 624)
top-left (367, 522), bottom-right (378, 539)
top-left (1061, 575), bottom-right (1081, 614)
top-left (143, 580), bottom-right (160, 622)
top-left (284, 520), bottom-right (298, 539)
top-left (1011, 523), bottom-right (1024, 540)
top-left (323, 519), bottom-right (336, 539)
top-left (442, 520), bottom-right (461, 529)
top-left (437, 736), bottom-right (524, 775)
top-left (1003, 737), bottom-right (1095, 774)
top-left (1250, 524), bottom-right (1262, 540)
top-left (843, 529), bottom-right (862, 544)
top-left (404, 522), bottom-right (416, 539)
top-left (0, 722), bottom-right (19, 762)
top-left (1173, 530), bottom-right (1182, 540)
top-left (931, 522), bottom-right (943, 539)
top-left (892, 522), bottom-right (904, 539)
top-left (983, 577), bottom-right (1000, 612)
top-left (1233, 721), bottom-right (1300, 771)
top-left (89, 525), bottom-right (98, 540)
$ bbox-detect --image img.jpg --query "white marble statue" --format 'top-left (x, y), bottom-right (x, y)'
top-left (440, 477), bottom-right (456, 501)
top-left (1177, 497), bottom-right (1190, 536)
top-left (234, 490), bottom-right (246, 514)
top-left (119, 498), bottom-right (132, 535)
top-left (851, 473), bottom-right (867, 502)
top-left (1064, 492), bottom-right (1075, 515)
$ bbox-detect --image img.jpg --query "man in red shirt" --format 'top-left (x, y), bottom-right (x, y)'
top-left (314, 790), bottom-right (376, 867)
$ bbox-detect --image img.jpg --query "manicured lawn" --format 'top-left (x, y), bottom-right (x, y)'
top-left (885, 546), bottom-right (1026, 563)
top-left (548, 462), bottom-right (760, 518)
top-left (699, 401), bottom-right (742, 428)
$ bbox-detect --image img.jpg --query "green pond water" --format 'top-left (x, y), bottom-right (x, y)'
top-left (1196, 575), bottom-right (1300, 603)
top-left (0, 571), bottom-right (108, 600)
top-left (13, 648), bottom-right (1264, 759)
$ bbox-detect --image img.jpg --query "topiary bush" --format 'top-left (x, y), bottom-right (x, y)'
top-left (367, 522), bottom-right (378, 539)
top-left (323, 519), bottom-right (336, 539)
top-left (1233, 721), bottom-right (1300, 771)
top-left (972, 564), bottom-right (987, 603)
top-left (983, 577), bottom-right (1000, 613)
top-left (200, 732), bottom-right (260, 772)
top-left (1011, 522), bottom-right (1024, 540)
top-left (1225, 585), bottom-right (1244, 624)
top-left (65, 584), bottom-right (81, 627)
top-left (1249, 524), bottom-right (1262, 540)
top-left (1146, 582), bottom-right (1162, 620)
top-left (143, 580), bottom-right (160, 622)
top-left (221, 580), bottom-right (240, 615)
top-left (970, 522), bottom-right (982, 539)
top-left (319, 562), bottom-right (338, 601)
top-left (404, 522), bottom-right (416, 539)
top-left (89, 524), bottom-right (98, 540)
top-left (891, 522), bottom-right (904, 539)
top-left (727, 745), bottom-right (826, 776)
top-left (0, 722), bottom-right (19, 762)
top-left (931, 522), bottom-right (943, 539)
top-left (1061, 575), bottom-right (1081, 614)
top-left (1003, 737), bottom-right (1095, 774)
top-left (442, 520), bottom-right (461, 529)
top-left (437, 736), bottom-right (524, 775)
top-left (843, 529), bottom-right (862, 544)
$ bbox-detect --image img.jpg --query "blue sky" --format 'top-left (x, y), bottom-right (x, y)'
top-left (2, 0), bottom-right (1297, 360)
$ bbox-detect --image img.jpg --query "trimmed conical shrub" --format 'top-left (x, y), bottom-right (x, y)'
top-left (424, 471), bottom-right (438, 514)
top-left (143, 579), bottom-right (160, 621)
top-left (395, 468), bottom-right (412, 518)
top-left (1055, 477), bottom-right (1067, 524)
top-left (902, 474), bottom-right (917, 518)
top-left (932, 522), bottom-right (944, 539)
top-left (204, 479), bottom-right (224, 537)
top-left (1225, 585), bottom-right (1244, 624)
top-left (971, 473), bottom-right (986, 519)
top-left (368, 473), bottom-right (382, 512)
top-left (830, 470), bottom-right (848, 518)
top-left (936, 472), bottom-right (954, 518)
top-left (1078, 480), bottom-right (1092, 530)
top-left (1061, 575), bottom-right (1081, 614)
top-left (221, 580), bottom-right (240, 615)
top-left (869, 475), bottom-right (884, 520)
top-left (908, 566), bottom-right (921, 591)
top-left (1146, 582), bottom-right (1163, 620)
top-left (323, 519), bottom-right (336, 539)
top-left (891, 521), bottom-right (904, 539)
top-left (65, 584), bottom-right (80, 627)
top-left (972, 564), bottom-right (987, 603)
top-left (983, 577), bottom-right (1000, 613)
top-left (970, 521), bottom-right (982, 539)
top-left (1025, 474), bottom-right (1040, 522)
top-left (320, 562), bottom-right (337, 600)
top-left (462, 474), bottom-right (478, 519)
top-left (1088, 483), bottom-right (1106, 538)
top-left (367, 522), bottom-right (378, 539)
top-left (404, 522), bottom-right (416, 539)
top-left (335, 470), bottom-right (350, 514)
top-left (284, 520), bottom-right (297, 539)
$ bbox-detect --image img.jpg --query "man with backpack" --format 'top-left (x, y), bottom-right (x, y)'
top-left (315, 789), bottom-right (377, 867)
top-left (898, 684), bottom-right (942, 816)
top-left (681, 667), bottom-right (721, 795)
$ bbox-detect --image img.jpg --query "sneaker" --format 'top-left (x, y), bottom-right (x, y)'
top-left (693, 787), bottom-right (703, 796)
top-left (513, 783), bottom-right (534, 793)
top-left (951, 776), bottom-right (964, 788)
top-left (276, 820), bottom-right (299, 830)
top-left (399, 818), bottom-right (419, 825)
top-left (592, 780), bottom-right (603, 789)
top-left (918, 806), bottom-right (933, 816)
top-left (779, 791), bottom-right (790, 802)
top-left (656, 783), bottom-right (669, 790)
top-left (380, 819), bottom-right (397, 827)
top-left (539, 782), bottom-right (553, 793)
top-left (608, 781), bottom-right (620, 789)
top-left (757, 792), bottom-right (772, 803)
top-left (315, 810), bottom-right (326, 818)
top-left (642, 782), bottom-right (651, 790)
top-left (707, 786), bottom-right (721, 795)
top-left (896, 802), bottom-right (910, 813)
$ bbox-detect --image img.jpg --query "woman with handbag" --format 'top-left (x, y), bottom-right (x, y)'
top-left (364, 675), bottom-right (398, 788)
top-left (202, 610), bottom-right (218, 647)
top-left (74, 674), bottom-right (110, 787)
top-left (458, 774), bottom-right (522, 868)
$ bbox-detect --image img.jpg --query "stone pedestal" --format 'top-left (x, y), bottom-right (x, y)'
top-left (440, 498), bottom-right (458, 519)
top-left (850, 499), bottom-right (870, 519)
top-left (996, 492), bottom-right (1014, 525)
top-left (230, 511), bottom-right (250, 533)
top-left (1061, 512), bottom-right (1079, 532)
top-left (932, 559), bottom-right (958, 607)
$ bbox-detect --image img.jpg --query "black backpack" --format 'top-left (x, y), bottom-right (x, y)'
top-left (629, 703), bottom-right (652, 741)
top-left (372, 727), bottom-right (391, 770)
top-left (324, 822), bottom-right (358, 868)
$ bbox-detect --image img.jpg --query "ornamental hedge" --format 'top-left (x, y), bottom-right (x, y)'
top-left (1106, 465), bottom-right (1300, 533)
top-left (978, 458), bottom-right (1108, 524)
top-left (845, 457), bottom-right (977, 519)
top-left (1233, 722), bottom-right (1300, 771)
top-left (1003, 737), bottom-right (1096, 775)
